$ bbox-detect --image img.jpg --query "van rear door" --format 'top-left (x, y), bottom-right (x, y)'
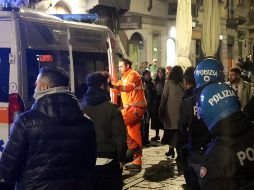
top-left (0, 48), bottom-right (10, 149)
top-left (0, 20), bottom-right (12, 155)
top-left (69, 27), bottom-right (109, 99)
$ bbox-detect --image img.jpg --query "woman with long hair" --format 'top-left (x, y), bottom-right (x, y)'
top-left (150, 67), bottom-right (166, 141)
top-left (159, 65), bottom-right (185, 158)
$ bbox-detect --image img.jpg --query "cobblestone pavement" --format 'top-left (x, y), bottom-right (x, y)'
top-left (123, 131), bottom-right (186, 190)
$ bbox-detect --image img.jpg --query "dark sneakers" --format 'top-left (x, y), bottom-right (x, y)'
top-left (124, 163), bottom-right (142, 170)
top-left (150, 135), bottom-right (160, 141)
top-left (126, 147), bottom-right (141, 163)
top-left (165, 147), bottom-right (175, 158)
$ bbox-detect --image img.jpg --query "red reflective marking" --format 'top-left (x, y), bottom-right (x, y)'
top-left (0, 106), bottom-right (8, 123)
top-left (39, 55), bottom-right (53, 62)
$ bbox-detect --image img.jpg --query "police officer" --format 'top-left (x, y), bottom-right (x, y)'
top-left (177, 57), bottom-right (224, 190)
top-left (243, 94), bottom-right (254, 121)
top-left (197, 83), bottom-right (254, 190)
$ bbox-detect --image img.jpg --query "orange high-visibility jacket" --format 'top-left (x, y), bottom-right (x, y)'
top-left (113, 68), bottom-right (147, 108)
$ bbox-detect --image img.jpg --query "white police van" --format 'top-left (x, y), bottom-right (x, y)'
top-left (0, 7), bottom-right (124, 154)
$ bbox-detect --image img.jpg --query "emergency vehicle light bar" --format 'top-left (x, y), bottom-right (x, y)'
top-left (1, 0), bottom-right (19, 11)
top-left (52, 14), bottom-right (99, 23)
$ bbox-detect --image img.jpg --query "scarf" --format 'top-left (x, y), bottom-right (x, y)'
top-left (33, 86), bottom-right (71, 101)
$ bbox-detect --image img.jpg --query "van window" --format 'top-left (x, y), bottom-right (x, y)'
top-left (26, 49), bottom-right (70, 101)
top-left (113, 53), bottom-right (123, 80)
top-left (0, 48), bottom-right (10, 102)
top-left (73, 52), bottom-right (108, 98)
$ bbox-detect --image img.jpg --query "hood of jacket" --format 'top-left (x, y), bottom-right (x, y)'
top-left (82, 86), bottom-right (110, 106)
top-left (183, 86), bottom-right (195, 99)
top-left (32, 91), bottom-right (84, 123)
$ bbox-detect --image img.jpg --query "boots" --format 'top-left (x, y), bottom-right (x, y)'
top-left (165, 147), bottom-right (175, 158)
top-left (151, 135), bottom-right (160, 141)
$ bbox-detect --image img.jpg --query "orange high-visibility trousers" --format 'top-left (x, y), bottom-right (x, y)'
top-left (121, 106), bottom-right (145, 165)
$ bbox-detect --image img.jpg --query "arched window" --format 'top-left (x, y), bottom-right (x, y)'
top-left (130, 33), bottom-right (143, 44)
top-left (128, 32), bottom-right (144, 70)
top-left (167, 38), bottom-right (176, 67)
top-left (51, 1), bottom-right (71, 14)
top-left (167, 26), bottom-right (176, 67)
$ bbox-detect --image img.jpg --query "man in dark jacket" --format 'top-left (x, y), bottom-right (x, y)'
top-left (0, 66), bottom-right (97, 190)
top-left (177, 67), bottom-right (201, 189)
top-left (81, 71), bottom-right (127, 190)
top-left (243, 93), bottom-right (254, 121)
top-left (196, 83), bottom-right (254, 190)
top-left (179, 57), bottom-right (224, 153)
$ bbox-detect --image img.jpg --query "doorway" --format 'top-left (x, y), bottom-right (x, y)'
top-left (128, 32), bottom-right (144, 71)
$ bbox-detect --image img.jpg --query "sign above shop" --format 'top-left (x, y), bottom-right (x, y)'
top-left (118, 15), bottom-right (142, 30)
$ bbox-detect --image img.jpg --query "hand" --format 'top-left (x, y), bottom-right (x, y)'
top-left (108, 80), bottom-right (113, 88)
top-left (109, 81), bottom-right (120, 90)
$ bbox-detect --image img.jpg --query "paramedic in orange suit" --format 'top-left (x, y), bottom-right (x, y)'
top-left (110, 57), bottom-right (147, 170)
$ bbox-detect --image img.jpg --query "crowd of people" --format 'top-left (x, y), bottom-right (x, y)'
top-left (0, 56), bottom-right (254, 190)
top-left (140, 57), bottom-right (254, 190)
top-left (138, 57), bottom-right (254, 190)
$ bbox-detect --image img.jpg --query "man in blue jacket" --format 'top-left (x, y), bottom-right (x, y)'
top-left (0, 66), bottom-right (96, 190)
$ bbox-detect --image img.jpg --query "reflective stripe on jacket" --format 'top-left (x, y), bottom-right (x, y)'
top-left (113, 68), bottom-right (147, 108)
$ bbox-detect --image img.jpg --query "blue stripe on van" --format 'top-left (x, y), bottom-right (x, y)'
top-left (0, 140), bottom-right (4, 152)
top-left (33, 23), bottom-right (58, 45)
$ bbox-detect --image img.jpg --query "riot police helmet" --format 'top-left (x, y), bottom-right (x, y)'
top-left (194, 57), bottom-right (224, 88)
top-left (198, 83), bottom-right (241, 130)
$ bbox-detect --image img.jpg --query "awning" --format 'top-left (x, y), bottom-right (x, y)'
top-left (176, 0), bottom-right (192, 70)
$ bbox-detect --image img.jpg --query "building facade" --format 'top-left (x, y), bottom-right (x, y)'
top-left (29, 0), bottom-right (254, 73)
top-left (32, 0), bottom-right (175, 69)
